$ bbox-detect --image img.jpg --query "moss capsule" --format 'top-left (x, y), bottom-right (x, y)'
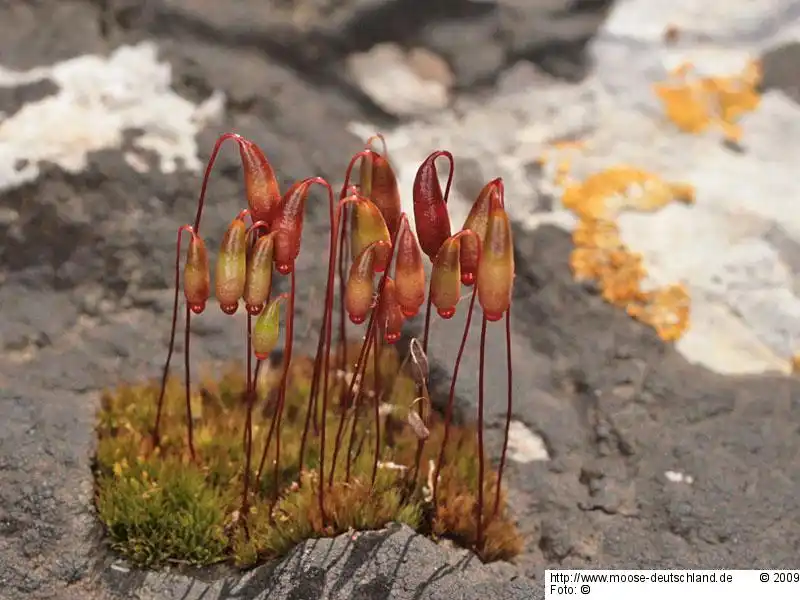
top-left (363, 151), bottom-right (402, 240)
top-left (253, 297), bottom-right (282, 360)
top-left (460, 178), bottom-right (502, 286)
top-left (239, 139), bottom-right (281, 226)
top-left (243, 232), bottom-right (276, 315)
top-left (477, 199), bottom-right (514, 322)
top-left (345, 244), bottom-right (380, 324)
top-left (272, 178), bottom-right (318, 275)
top-left (431, 236), bottom-right (462, 319)
top-left (394, 219), bottom-right (426, 317)
top-left (351, 197), bottom-right (391, 273)
top-left (215, 217), bottom-right (247, 315)
top-left (183, 233), bottom-right (210, 314)
top-left (413, 151), bottom-right (453, 260)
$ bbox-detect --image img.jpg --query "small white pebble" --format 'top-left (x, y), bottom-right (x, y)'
top-left (507, 420), bottom-right (549, 462)
top-left (665, 470), bottom-right (694, 484)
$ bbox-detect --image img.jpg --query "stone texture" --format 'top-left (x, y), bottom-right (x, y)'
top-left (102, 524), bottom-right (537, 599)
top-left (2, 0), bottom-right (800, 599)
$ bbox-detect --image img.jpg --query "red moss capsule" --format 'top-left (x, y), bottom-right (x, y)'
top-left (430, 236), bottom-right (462, 319)
top-left (413, 151), bottom-right (453, 260)
top-left (253, 296), bottom-right (283, 360)
top-left (271, 178), bottom-right (318, 275)
top-left (243, 232), bottom-right (276, 315)
top-left (378, 277), bottom-right (404, 344)
top-left (394, 218), bottom-right (426, 317)
top-left (351, 197), bottom-right (391, 273)
top-left (215, 217), bottom-right (248, 315)
top-left (345, 243), bottom-right (381, 324)
top-left (460, 178), bottom-right (502, 286)
top-left (477, 197), bottom-right (514, 322)
top-left (362, 150), bottom-right (402, 240)
top-left (183, 232), bottom-right (210, 314)
top-left (239, 139), bottom-right (281, 227)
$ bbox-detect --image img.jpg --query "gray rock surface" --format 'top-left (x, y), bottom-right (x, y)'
top-left (102, 524), bottom-right (536, 599)
top-left (1, 0), bottom-right (800, 599)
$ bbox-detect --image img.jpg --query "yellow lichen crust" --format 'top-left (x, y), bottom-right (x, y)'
top-left (565, 166), bottom-right (693, 342)
top-left (539, 141), bottom-right (694, 342)
top-left (653, 59), bottom-right (762, 143)
top-left (94, 344), bottom-right (522, 569)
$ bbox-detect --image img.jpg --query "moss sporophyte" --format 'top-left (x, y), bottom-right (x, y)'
top-left (94, 132), bottom-right (522, 568)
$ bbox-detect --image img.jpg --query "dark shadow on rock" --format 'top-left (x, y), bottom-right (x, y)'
top-left (760, 41), bottom-right (800, 104)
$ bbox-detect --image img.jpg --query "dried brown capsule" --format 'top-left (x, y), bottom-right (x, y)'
top-left (215, 217), bottom-right (248, 315)
top-left (407, 397), bottom-right (430, 440)
top-left (408, 338), bottom-right (429, 385)
top-left (407, 409), bottom-right (430, 441)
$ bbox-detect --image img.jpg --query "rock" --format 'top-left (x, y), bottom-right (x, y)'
top-left (346, 43), bottom-right (453, 116)
top-left (761, 41), bottom-right (800, 104)
top-left (417, 0), bottom-right (614, 89)
top-left (3, 0), bottom-right (800, 597)
top-left (108, 524), bottom-right (536, 599)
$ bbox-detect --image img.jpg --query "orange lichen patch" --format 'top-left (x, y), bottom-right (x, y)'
top-left (542, 157), bottom-right (694, 342)
top-left (654, 59), bottom-right (762, 143)
top-left (626, 285), bottom-right (691, 342)
top-left (564, 166), bottom-right (695, 221)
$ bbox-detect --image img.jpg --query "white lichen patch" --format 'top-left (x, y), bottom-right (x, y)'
top-left (0, 41), bottom-right (224, 193)
top-left (347, 0), bottom-right (800, 377)
top-left (507, 420), bottom-right (549, 463)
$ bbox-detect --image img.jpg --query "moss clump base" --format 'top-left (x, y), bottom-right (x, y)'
top-left (94, 345), bottom-right (522, 569)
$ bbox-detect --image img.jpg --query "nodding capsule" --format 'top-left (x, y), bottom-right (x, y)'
top-left (276, 262), bottom-right (292, 275)
top-left (461, 271), bottom-right (476, 286)
top-left (183, 230), bottom-right (210, 314)
top-left (484, 311), bottom-right (503, 322)
top-left (215, 217), bottom-right (247, 315)
top-left (430, 235), bottom-right (462, 320)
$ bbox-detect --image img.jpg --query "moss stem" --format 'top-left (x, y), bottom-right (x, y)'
top-left (476, 315), bottom-right (487, 552)
top-left (432, 289), bottom-right (476, 506)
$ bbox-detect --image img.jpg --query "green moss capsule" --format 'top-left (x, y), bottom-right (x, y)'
top-left (243, 232), bottom-right (276, 316)
top-left (215, 217), bottom-right (247, 315)
top-left (253, 297), bottom-right (283, 360)
top-left (430, 236), bottom-right (462, 319)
